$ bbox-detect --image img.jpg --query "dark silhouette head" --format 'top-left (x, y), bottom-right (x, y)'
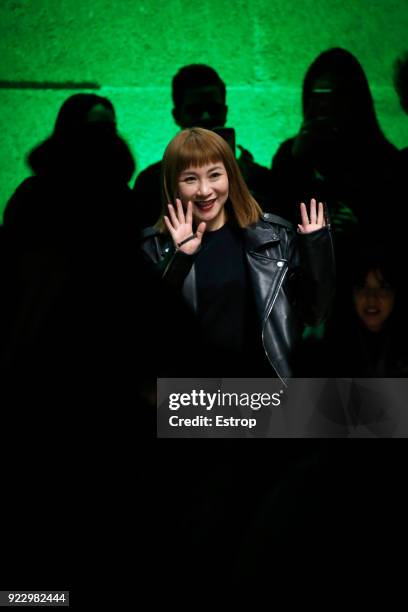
top-left (393, 51), bottom-right (408, 115)
top-left (53, 93), bottom-right (116, 137)
top-left (302, 47), bottom-right (382, 138)
top-left (171, 64), bottom-right (228, 129)
top-left (292, 48), bottom-right (394, 171)
top-left (28, 93), bottom-right (134, 183)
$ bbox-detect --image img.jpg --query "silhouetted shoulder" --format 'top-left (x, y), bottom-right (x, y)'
top-left (5, 176), bottom-right (40, 206)
top-left (133, 161), bottom-right (162, 189)
top-left (271, 137), bottom-right (296, 166)
top-left (133, 161), bottom-right (163, 229)
top-left (3, 176), bottom-right (43, 229)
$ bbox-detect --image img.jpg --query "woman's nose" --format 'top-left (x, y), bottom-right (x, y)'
top-left (366, 290), bottom-right (380, 304)
top-left (197, 180), bottom-right (211, 196)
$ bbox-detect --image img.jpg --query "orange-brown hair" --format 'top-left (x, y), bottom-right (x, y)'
top-left (155, 127), bottom-right (262, 232)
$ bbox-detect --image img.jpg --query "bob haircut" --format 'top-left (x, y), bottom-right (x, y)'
top-left (156, 127), bottom-right (262, 232)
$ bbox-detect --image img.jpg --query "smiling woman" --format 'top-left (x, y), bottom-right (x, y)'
top-left (141, 127), bottom-right (335, 380)
top-left (353, 268), bottom-right (395, 333)
top-left (317, 251), bottom-right (408, 377)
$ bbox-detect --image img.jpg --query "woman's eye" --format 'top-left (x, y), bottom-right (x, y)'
top-left (185, 177), bottom-right (196, 183)
top-left (210, 173), bottom-right (221, 179)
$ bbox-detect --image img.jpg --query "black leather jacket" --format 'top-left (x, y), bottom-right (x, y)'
top-left (141, 213), bottom-right (335, 383)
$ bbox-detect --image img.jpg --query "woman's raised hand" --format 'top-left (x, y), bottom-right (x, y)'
top-left (298, 198), bottom-right (326, 234)
top-left (164, 198), bottom-right (206, 254)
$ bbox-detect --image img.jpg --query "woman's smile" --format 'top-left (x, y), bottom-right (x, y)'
top-left (194, 197), bottom-right (216, 211)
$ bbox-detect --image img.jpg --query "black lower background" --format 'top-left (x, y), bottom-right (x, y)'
top-left (155, 440), bottom-right (407, 602)
top-left (1, 299), bottom-right (404, 604)
top-left (1, 405), bottom-right (406, 606)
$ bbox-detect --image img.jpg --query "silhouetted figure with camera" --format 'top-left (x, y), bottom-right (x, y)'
top-left (269, 48), bottom-right (402, 333)
top-left (270, 48), bottom-right (400, 249)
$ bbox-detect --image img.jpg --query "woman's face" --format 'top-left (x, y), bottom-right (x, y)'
top-left (353, 268), bottom-right (395, 332)
top-left (177, 161), bottom-right (229, 231)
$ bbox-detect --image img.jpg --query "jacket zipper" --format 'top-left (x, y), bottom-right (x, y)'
top-left (261, 265), bottom-right (288, 387)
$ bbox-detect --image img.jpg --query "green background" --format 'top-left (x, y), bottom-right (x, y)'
top-left (1, 0), bottom-right (407, 221)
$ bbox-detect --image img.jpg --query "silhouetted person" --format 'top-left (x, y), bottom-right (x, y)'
top-left (270, 48), bottom-right (400, 249)
top-left (133, 64), bottom-right (272, 228)
top-left (269, 47), bottom-right (402, 330)
top-left (1, 93), bottom-right (142, 406)
top-left (3, 93), bottom-right (136, 241)
top-left (323, 250), bottom-right (408, 377)
top-left (296, 247), bottom-right (408, 377)
top-left (0, 93), bottom-right (149, 589)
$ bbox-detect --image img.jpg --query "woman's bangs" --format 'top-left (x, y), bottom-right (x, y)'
top-left (176, 136), bottom-right (223, 174)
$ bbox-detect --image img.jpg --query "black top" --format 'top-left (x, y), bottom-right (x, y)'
top-left (195, 222), bottom-right (271, 376)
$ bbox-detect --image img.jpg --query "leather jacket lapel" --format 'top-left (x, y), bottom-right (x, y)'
top-left (243, 223), bottom-right (287, 325)
top-left (243, 223), bottom-right (281, 252)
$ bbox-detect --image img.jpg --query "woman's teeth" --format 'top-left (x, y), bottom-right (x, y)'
top-left (196, 199), bottom-right (215, 209)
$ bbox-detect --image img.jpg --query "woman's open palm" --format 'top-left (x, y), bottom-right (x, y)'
top-left (164, 199), bottom-right (206, 254)
top-left (298, 198), bottom-right (326, 234)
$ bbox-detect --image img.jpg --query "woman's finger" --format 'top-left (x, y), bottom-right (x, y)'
top-left (299, 202), bottom-right (309, 227)
top-left (167, 203), bottom-right (180, 228)
top-left (195, 221), bottom-right (206, 241)
top-left (163, 215), bottom-right (175, 237)
top-left (176, 198), bottom-right (186, 225)
top-left (186, 200), bottom-right (193, 227)
top-left (309, 198), bottom-right (317, 225)
top-left (317, 201), bottom-right (325, 226)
